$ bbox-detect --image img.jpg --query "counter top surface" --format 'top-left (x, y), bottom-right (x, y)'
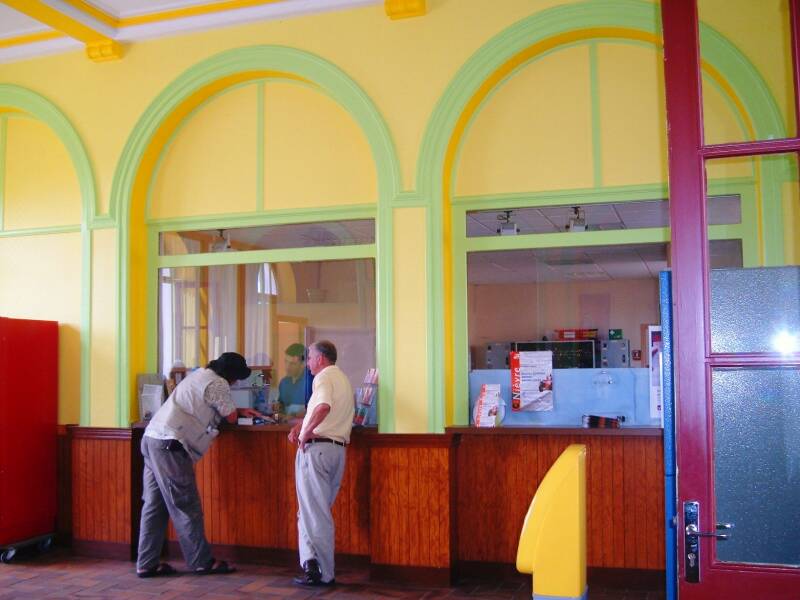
top-left (446, 426), bottom-right (663, 437)
top-left (131, 422), bottom-right (660, 437)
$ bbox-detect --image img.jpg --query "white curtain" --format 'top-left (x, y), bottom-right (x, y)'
top-left (207, 265), bottom-right (238, 359)
top-left (244, 263), bottom-right (276, 366)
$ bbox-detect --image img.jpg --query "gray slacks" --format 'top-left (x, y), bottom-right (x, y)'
top-left (295, 442), bottom-right (346, 582)
top-left (136, 436), bottom-right (213, 571)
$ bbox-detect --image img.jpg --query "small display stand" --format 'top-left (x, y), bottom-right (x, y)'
top-left (353, 368), bottom-right (378, 426)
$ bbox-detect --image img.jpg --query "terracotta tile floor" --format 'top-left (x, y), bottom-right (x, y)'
top-left (0, 549), bottom-right (666, 599)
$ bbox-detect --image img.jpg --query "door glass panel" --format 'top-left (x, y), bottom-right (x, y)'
top-left (698, 0), bottom-right (795, 143)
top-left (707, 154), bottom-right (800, 353)
top-left (713, 366), bottom-right (800, 566)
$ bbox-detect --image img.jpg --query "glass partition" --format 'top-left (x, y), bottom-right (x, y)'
top-left (158, 258), bottom-right (376, 423)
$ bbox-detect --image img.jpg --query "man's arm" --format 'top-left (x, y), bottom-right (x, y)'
top-left (297, 403), bottom-right (331, 446)
top-left (224, 406), bottom-right (262, 424)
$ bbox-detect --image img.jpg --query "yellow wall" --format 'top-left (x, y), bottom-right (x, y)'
top-left (90, 227), bottom-right (117, 426)
top-left (4, 116), bottom-right (81, 229)
top-left (456, 44), bottom-right (594, 195)
top-left (597, 43), bottom-right (667, 186)
top-left (0, 232), bottom-right (82, 424)
top-left (150, 84), bottom-right (259, 219)
top-left (393, 206), bottom-right (429, 433)
top-left (264, 81), bottom-right (377, 209)
top-left (698, 0), bottom-right (795, 139)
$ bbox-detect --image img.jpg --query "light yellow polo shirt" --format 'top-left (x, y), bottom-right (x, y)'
top-left (300, 364), bottom-right (354, 444)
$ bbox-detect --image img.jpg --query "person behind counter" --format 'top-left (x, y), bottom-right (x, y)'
top-left (288, 340), bottom-right (354, 587)
top-left (136, 352), bottom-right (262, 578)
top-left (276, 343), bottom-right (314, 417)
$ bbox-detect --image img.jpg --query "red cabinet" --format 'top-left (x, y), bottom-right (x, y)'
top-left (0, 317), bottom-right (58, 559)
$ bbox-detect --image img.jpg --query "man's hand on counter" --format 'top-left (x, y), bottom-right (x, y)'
top-left (238, 407), bottom-right (263, 419)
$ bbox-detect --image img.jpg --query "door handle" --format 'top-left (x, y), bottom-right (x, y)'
top-left (685, 523), bottom-right (730, 540)
top-left (683, 501), bottom-right (734, 583)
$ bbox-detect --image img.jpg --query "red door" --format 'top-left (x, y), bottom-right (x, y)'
top-left (662, 1), bottom-right (800, 597)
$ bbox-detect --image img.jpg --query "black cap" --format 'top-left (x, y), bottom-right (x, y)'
top-left (207, 352), bottom-right (251, 382)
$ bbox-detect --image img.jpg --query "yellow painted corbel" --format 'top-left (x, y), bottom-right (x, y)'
top-left (86, 39), bottom-right (123, 62)
top-left (384, 0), bottom-right (426, 20)
top-left (0, 0), bottom-right (123, 62)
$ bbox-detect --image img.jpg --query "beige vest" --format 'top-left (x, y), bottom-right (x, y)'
top-left (146, 368), bottom-right (227, 462)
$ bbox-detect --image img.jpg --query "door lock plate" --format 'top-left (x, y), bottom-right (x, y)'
top-left (684, 501), bottom-right (701, 583)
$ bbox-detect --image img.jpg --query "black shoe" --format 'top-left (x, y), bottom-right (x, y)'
top-left (293, 573), bottom-right (335, 587)
top-left (303, 558), bottom-right (321, 581)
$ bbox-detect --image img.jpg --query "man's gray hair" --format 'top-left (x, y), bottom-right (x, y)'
top-left (312, 340), bottom-right (337, 364)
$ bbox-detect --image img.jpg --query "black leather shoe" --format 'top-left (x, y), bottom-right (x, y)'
top-left (293, 573), bottom-right (335, 587)
top-left (302, 558), bottom-right (321, 582)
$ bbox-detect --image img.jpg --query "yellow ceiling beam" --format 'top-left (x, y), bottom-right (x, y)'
top-left (385, 0), bottom-right (426, 20)
top-left (1, 0), bottom-right (122, 61)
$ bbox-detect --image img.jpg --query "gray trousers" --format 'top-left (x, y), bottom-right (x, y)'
top-left (295, 442), bottom-right (346, 582)
top-left (136, 436), bottom-right (213, 571)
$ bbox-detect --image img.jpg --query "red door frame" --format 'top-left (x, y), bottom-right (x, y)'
top-left (661, 0), bottom-right (800, 597)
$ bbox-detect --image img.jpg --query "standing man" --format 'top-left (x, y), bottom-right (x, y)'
top-left (136, 352), bottom-right (261, 578)
top-left (288, 340), bottom-right (354, 587)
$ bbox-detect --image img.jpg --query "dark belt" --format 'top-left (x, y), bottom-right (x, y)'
top-left (305, 437), bottom-right (346, 447)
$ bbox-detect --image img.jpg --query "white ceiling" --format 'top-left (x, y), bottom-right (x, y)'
top-left (0, 6), bottom-right (48, 37)
top-left (166, 219), bottom-right (375, 253)
top-left (467, 240), bottom-right (743, 285)
top-left (466, 195), bottom-right (741, 237)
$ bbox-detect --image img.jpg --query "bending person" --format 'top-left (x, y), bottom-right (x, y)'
top-left (136, 352), bottom-right (261, 577)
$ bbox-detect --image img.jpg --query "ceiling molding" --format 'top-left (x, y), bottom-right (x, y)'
top-left (0, 0), bottom-right (121, 61)
top-left (0, 0), bottom-right (383, 64)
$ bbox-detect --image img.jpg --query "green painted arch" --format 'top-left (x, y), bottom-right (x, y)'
top-left (0, 84), bottom-right (99, 426)
top-left (110, 45), bottom-right (401, 427)
top-left (415, 0), bottom-right (788, 430)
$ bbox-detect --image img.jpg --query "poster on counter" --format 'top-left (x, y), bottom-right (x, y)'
top-left (510, 351), bottom-right (554, 412)
top-left (648, 326), bottom-right (663, 422)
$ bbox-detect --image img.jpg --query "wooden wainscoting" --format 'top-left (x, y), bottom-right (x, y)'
top-left (64, 425), bottom-right (664, 582)
top-left (368, 434), bottom-right (457, 585)
top-left (452, 429), bottom-right (665, 572)
top-left (56, 426), bottom-right (72, 545)
top-left (69, 427), bottom-right (141, 560)
top-left (165, 427), bottom-right (370, 565)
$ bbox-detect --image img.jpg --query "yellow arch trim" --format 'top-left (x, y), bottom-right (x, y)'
top-left (127, 70), bottom-right (308, 413)
top-left (441, 27), bottom-right (758, 424)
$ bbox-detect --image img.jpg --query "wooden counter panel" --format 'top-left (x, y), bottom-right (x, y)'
top-left (455, 434), bottom-right (664, 569)
top-left (370, 445), bottom-right (453, 569)
top-left (171, 430), bottom-right (370, 556)
top-left (71, 433), bottom-right (132, 547)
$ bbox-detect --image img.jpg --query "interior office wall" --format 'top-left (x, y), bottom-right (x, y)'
top-left (0, 0), bottom-right (791, 427)
top-left (468, 278), bottom-right (660, 368)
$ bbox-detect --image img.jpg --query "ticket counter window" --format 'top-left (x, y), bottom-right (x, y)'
top-left (466, 239), bottom-right (741, 427)
top-left (157, 257), bottom-right (376, 422)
